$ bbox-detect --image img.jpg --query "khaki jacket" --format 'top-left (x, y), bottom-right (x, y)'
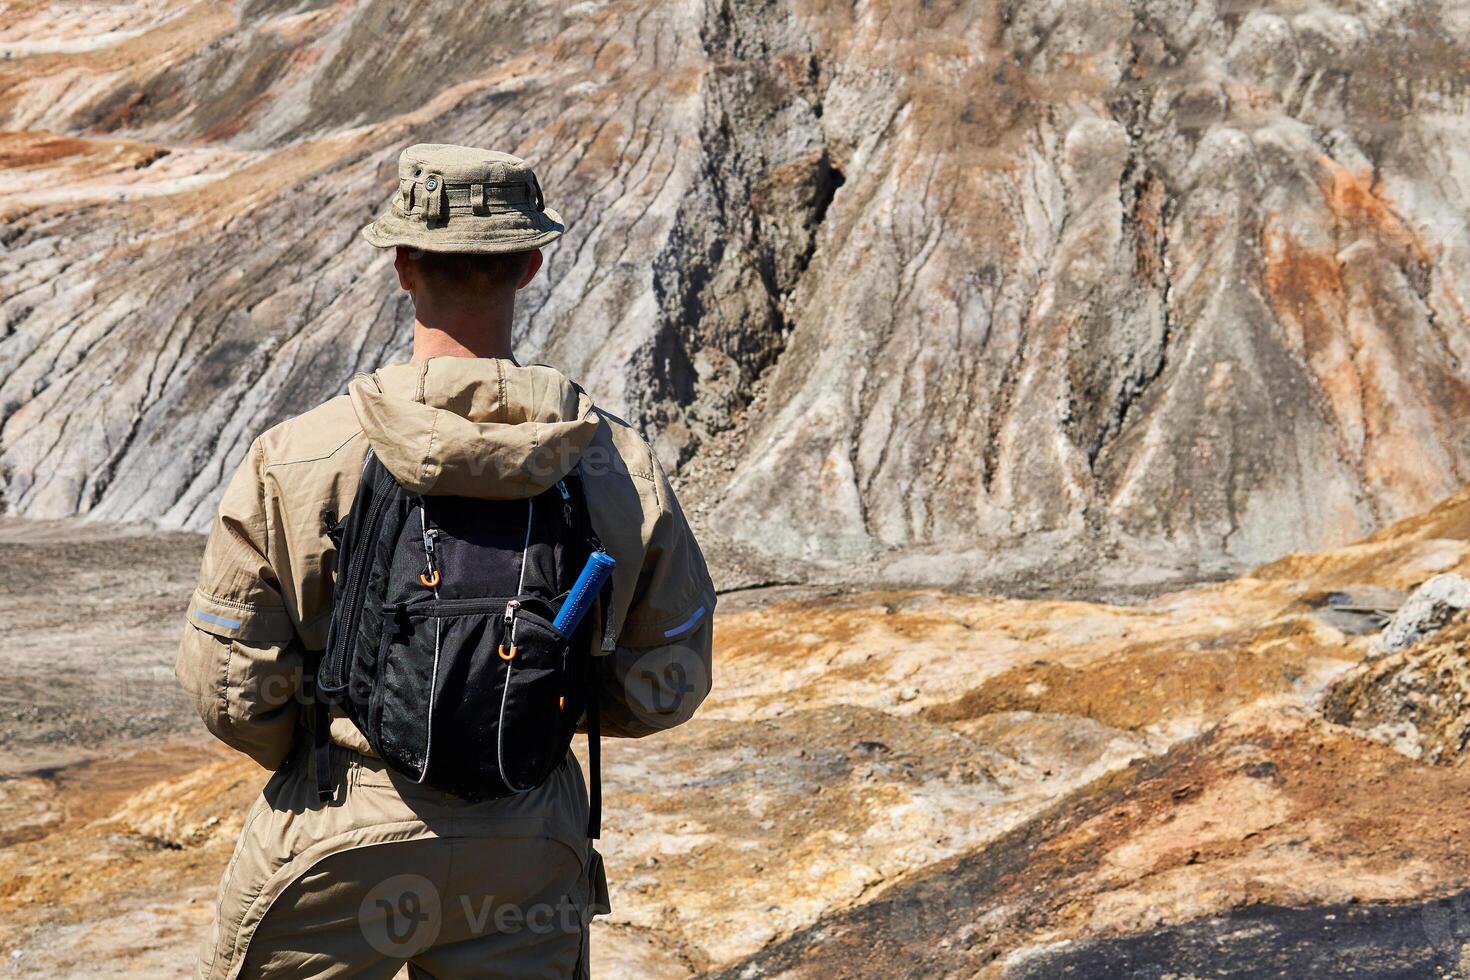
top-left (176, 357), bottom-right (716, 771)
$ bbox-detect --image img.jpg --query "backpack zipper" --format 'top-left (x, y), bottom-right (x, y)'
top-left (420, 510), bottom-right (440, 588)
top-left (417, 504), bottom-right (441, 785)
top-left (557, 479), bottom-right (572, 527)
top-left (498, 599), bottom-right (521, 661)
top-left (498, 498), bottom-right (536, 792)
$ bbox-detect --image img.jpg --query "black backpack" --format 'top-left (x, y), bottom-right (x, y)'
top-left (312, 451), bottom-right (603, 835)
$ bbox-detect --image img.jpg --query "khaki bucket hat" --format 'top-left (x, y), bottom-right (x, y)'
top-left (361, 144), bottom-right (564, 255)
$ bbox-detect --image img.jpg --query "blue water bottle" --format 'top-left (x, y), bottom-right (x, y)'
top-left (554, 550), bottom-right (616, 635)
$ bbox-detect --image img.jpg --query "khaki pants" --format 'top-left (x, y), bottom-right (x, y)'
top-left (200, 745), bottom-right (606, 979)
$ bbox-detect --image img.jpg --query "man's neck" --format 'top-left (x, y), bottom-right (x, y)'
top-left (411, 321), bottom-right (516, 362)
top-left (410, 300), bottom-right (516, 362)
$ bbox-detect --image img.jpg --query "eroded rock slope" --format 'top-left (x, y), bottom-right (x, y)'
top-left (5, 0), bottom-right (1470, 587)
top-left (10, 470), bottom-right (1470, 975)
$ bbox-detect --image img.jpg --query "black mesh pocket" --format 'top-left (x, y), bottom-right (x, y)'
top-left (494, 607), bottom-right (571, 792)
top-left (365, 596), bottom-right (577, 799)
top-left (424, 603), bottom-right (514, 797)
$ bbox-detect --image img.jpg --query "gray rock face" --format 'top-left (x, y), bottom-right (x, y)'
top-left (4, 0), bottom-right (1470, 588)
top-left (1371, 573), bottom-right (1470, 657)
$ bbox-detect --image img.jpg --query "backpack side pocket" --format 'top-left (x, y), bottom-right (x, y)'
top-left (496, 605), bottom-right (572, 792)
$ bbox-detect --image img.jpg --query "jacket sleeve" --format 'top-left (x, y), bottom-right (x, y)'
top-left (597, 454), bottom-right (717, 738)
top-left (175, 438), bottom-right (302, 770)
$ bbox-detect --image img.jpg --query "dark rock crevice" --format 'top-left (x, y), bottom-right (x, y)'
top-left (1070, 26), bottom-right (1178, 478)
top-left (635, 0), bottom-right (840, 465)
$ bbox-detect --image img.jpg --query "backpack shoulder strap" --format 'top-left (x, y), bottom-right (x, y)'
top-left (560, 464), bottom-right (608, 839)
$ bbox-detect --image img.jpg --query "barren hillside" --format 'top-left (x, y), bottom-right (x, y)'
top-left (8, 485), bottom-right (1470, 975)
top-left (6, 0), bottom-right (1470, 587)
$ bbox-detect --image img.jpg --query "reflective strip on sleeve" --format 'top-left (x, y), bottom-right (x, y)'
top-left (194, 610), bottom-right (243, 631)
top-left (187, 590), bottom-right (295, 642)
top-left (662, 605), bottom-right (706, 639)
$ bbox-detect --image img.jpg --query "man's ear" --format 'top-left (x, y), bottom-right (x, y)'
top-left (393, 246), bottom-right (415, 292)
top-left (516, 249), bottom-right (544, 290)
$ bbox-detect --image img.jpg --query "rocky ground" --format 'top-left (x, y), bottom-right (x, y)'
top-left (0, 520), bottom-right (203, 772)
top-left (6, 487), bottom-right (1470, 977)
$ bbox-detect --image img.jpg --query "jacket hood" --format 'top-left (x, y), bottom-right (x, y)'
top-left (348, 358), bottom-right (600, 499)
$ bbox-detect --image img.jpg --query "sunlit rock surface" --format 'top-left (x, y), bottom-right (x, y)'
top-left (5, 0), bottom-right (1470, 587)
top-left (8, 487), bottom-right (1470, 975)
